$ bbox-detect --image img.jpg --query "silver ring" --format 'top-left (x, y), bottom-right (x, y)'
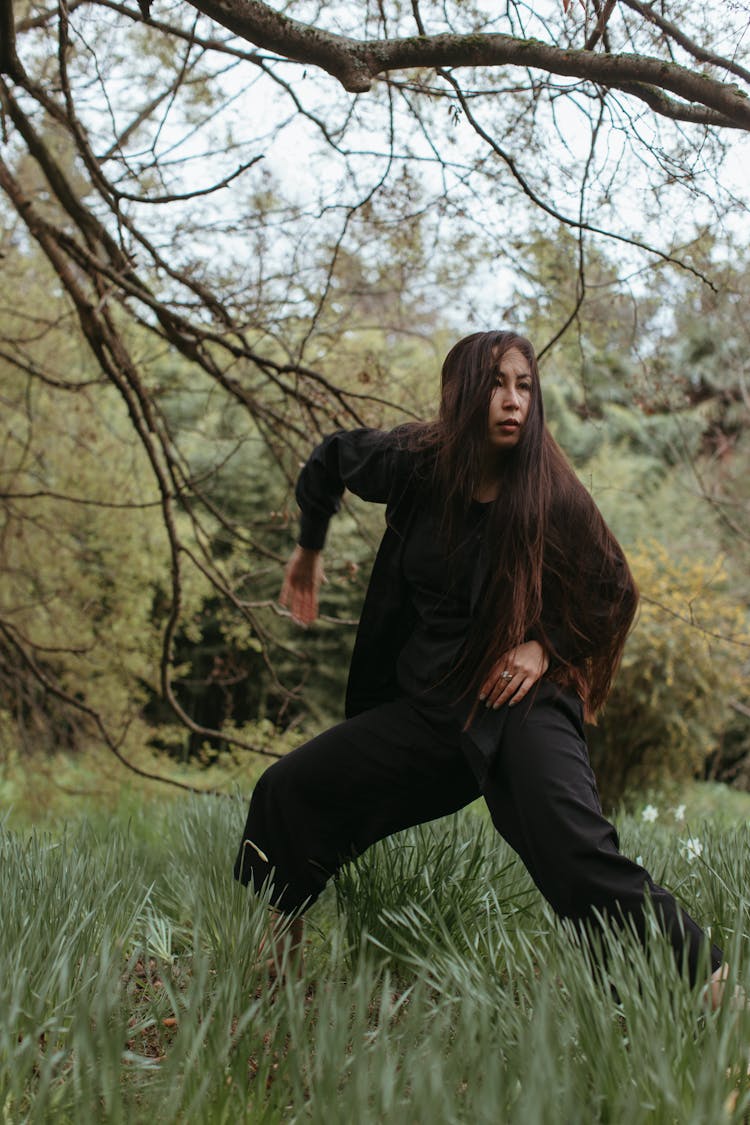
top-left (500, 671), bottom-right (513, 681)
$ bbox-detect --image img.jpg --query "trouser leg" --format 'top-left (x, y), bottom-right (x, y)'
top-left (478, 681), bottom-right (723, 986)
top-left (234, 700), bottom-right (479, 914)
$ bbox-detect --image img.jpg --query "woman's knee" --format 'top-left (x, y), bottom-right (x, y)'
top-left (236, 761), bottom-right (298, 871)
top-left (236, 762), bottom-right (314, 900)
top-left (251, 754), bottom-right (307, 819)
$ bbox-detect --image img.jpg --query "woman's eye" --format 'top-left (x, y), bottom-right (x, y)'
top-left (495, 377), bottom-right (531, 391)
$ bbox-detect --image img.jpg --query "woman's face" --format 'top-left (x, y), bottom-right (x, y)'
top-left (486, 346), bottom-right (533, 450)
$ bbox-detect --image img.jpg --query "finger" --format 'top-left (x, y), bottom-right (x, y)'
top-left (294, 589), bottom-right (314, 627)
top-left (282, 581), bottom-right (300, 614)
top-left (284, 584), bottom-right (312, 626)
top-left (507, 676), bottom-right (533, 708)
top-left (290, 602), bottom-right (307, 627)
top-left (282, 587), bottom-right (307, 623)
top-left (492, 666), bottom-right (517, 702)
top-left (480, 673), bottom-right (501, 706)
top-left (301, 588), bottom-right (317, 625)
top-left (487, 671), bottom-right (518, 709)
top-left (489, 685), bottom-right (516, 709)
top-left (303, 581), bottom-right (322, 625)
top-left (479, 663), bottom-right (511, 703)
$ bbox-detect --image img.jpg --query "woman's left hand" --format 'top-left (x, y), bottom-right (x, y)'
top-left (479, 641), bottom-right (549, 710)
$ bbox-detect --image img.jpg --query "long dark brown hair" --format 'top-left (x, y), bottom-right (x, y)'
top-left (402, 330), bottom-right (638, 720)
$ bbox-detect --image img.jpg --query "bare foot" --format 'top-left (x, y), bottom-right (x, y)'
top-left (705, 963), bottom-right (747, 1012)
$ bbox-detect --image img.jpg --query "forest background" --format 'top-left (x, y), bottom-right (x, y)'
top-left (1, 0), bottom-right (750, 816)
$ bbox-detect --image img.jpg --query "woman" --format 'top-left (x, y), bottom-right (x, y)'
top-left (235, 330), bottom-right (727, 998)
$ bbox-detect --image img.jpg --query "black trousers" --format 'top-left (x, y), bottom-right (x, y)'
top-left (234, 683), bottom-right (722, 986)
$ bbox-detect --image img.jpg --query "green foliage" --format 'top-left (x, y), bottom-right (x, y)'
top-left (0, 343), bottom-right (173, 757)
top-left (333, 815), bottom-right (536, 969)
top-left (3, 162), bottom-right (750, 793)
top-left (581, 440), bottom-right (719, 554)
top-left (3, 791), bottom-right (750, 1121)
top-left (590, 542), bottom-right (748, 806)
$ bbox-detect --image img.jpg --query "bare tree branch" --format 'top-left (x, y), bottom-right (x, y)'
top-left (639, 595), bottom-right (750, 650)
top-left (0, 0), bottom-right (23, 80)
top-left (0, 488), bottom-right (163, 509)
top-left (614, 80), bottom-right (744, 128)
top-left (16, 0), bottom-right (86, 29)
top-left (585, 0), bottom-right (617, 53)
top-left (176, 0), bottom-right (750, 128)
top-left (114, 154), bottom-right (264, 204)
top-left (435, 67), bottom-right (717, 287)
top-left (0, 150), bottom-right (289, 768)
top-left (0, 344), bottom-right (106, 388)
top-left (621, 0), bottom-right (750, 87)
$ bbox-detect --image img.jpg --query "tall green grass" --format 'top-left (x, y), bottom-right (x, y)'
top-left (2, 793), bottom-right (750, 1122)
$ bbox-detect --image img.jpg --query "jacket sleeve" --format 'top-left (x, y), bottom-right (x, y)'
top-left (295, 428), bottom-right (409, 550)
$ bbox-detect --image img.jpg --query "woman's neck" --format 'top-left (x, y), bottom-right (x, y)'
top-left (473, 479), bottom-right (500, 503)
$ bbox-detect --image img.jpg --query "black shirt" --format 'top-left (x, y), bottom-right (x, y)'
top-left (396, 499), bottom-right (490, 706)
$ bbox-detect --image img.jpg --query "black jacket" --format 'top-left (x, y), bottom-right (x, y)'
top-left (294, 426), bottom-right (605, 773)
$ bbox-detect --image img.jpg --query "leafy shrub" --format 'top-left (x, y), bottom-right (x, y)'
top-left (704, 705), bottom-right (750, 791)
top-left (589, 540), bottom-right (748, 806)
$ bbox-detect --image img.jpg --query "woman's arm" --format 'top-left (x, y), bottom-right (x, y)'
top-left (296, 427), bottom-right (409, 550)
top-left (283, 427), bottom-right (412, 626)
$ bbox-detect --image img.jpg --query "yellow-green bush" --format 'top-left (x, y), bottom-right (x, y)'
top-left (588, 541), bottom-right (748, 807)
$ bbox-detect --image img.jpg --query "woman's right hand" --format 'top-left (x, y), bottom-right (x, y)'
top-left (279, 545), bottom-right (325, 627)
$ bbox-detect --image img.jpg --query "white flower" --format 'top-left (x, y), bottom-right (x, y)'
top-left (680, 837), bottom-right (703, 863)
top-left (673, 804), bottom-right (686, 822)
top-left (641, 804), bottom-right (659, 823)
